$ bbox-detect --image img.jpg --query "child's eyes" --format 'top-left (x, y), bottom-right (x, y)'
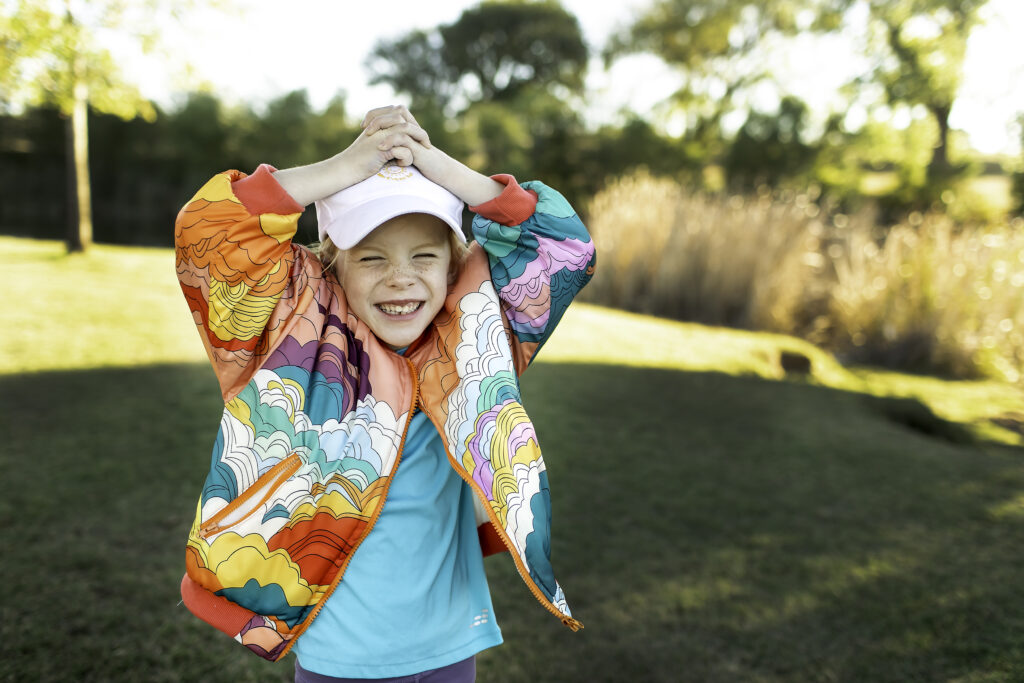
top-left (355, 253), bottom-right (437, 264)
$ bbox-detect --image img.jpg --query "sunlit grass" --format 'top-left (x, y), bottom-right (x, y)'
top-left (1, 236), bottom-right (205, 373)
top-left (542, 303), bottom-right (851, 383)
top-left (3, 237), bottom-right (1024, 680)
top-left (4, 236), bottom-right (1022, 445)
top-left (543, 304), bottom-right (1023, 445)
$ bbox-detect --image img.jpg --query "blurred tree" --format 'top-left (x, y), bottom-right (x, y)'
top-left (167, 92), bottom-right (240, 181)
top-left (368, 0), bottom-right (587, 112)
top-left (813, 114), bottom-right (933, 217)
top-left (582, 117), bottom-right (694, 189)
top-left (606, 0), bottom-right (848, 136)
top-left (310, 94), bottom-right (364, 166)
top-left (0, 0), bottom-right (205, 251)
top-left (1014, 115), bottom-right (1024, 216)
top-left (858, 0), bottom-right (988, 186)
top-left (365, 29), bottom-right (458, 113)
top-left (438, 1), bottom-right (587, 103)
top-left (723, 95), bottom-right (817, 189)
top-left (366, 1), bottom-right (589, 202)
top-left (243, 90), bottom-right (319, 170)
top-left (612, 0), bottom-right (988, 194)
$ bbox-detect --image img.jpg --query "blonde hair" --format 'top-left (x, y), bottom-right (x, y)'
top-left (313, 229), bottom-right (470, 280)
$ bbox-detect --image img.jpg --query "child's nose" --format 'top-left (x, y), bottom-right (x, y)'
top-left (385, 263), bottom-right (415, 286)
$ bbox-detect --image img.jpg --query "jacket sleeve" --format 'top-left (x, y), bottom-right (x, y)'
top-left (174, 164), bottom-right (310, 400)
top-left (469, 174), bottom-right (596, 371)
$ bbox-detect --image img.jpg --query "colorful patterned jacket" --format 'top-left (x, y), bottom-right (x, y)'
top-left (175, 164), bottom-right (596, 661)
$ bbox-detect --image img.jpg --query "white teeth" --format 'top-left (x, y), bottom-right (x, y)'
top-left (377, 302), bottom-right (421, 315)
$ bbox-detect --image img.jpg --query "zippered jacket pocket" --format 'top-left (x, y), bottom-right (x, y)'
top-left (199, 453), bottom-right (302, 539)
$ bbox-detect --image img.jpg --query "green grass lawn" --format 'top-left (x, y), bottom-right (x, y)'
top-left (3, 237), bottom-right (1024, 682)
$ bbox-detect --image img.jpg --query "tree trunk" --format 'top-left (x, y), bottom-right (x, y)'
top-left (927, 102), bottom-right (952, 184)
top-left (66, 61), bottom-right (92, 253)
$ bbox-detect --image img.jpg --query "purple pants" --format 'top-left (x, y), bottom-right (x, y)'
top-left (294, 656), bottom-right (476, 683)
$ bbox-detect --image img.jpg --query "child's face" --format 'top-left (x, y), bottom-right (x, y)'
top-left (337, 213), bottom-right (453, 350)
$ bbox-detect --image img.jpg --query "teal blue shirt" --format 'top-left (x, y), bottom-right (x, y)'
top-left (293, 408), bottom-right (503, 677)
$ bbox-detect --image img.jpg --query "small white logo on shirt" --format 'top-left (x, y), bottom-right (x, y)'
top-left (471, 609), bottom-right (490, 628)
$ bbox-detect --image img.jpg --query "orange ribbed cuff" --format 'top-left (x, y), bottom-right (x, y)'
top-left (231, 164), bottom-right (305, 215)
top-left (469, 174), bottom-right (538, 226)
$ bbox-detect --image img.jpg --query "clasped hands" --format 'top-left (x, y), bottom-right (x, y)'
top-left (343, 105), bottom-right (442, 179)
top-left (332, 104), bottom-right (504, 208)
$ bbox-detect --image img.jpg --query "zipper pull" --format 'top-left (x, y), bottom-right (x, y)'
top-left (561, 616), bottom-right (584, 632)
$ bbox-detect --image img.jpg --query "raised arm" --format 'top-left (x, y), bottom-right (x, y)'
top-left (174, 118), bottom-right (423, 399)
top-left (468, 176), bottom-right (595, 368)
top-left (272, 117), bottom-right (421, 206)
top-left (175, 168), bottom-right (309, 400)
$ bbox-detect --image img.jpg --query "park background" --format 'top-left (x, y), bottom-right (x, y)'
top-left (2, 0), bottom-right (1024, 680)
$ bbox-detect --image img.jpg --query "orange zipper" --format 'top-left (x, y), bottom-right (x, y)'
top-left (426, 408), bottom-right (584, 632)
top-left (278, 357), bottom-right (421, 660)
top-left (199, 453), bottom-right (302, 538)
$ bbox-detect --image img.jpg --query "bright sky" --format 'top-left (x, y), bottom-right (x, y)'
top-left (125, 0), bottom-right (1024, 156)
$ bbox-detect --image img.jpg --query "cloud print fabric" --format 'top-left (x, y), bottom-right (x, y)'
top-left (175, 170), bottom-right (595, 661)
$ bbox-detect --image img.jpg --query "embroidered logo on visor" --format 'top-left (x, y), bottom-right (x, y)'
top-left (377, 162), bottom-right (414, 181)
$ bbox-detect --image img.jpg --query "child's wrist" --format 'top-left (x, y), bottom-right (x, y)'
top-left (327, 150), bottom-right (373, 191)
top-left (418, 148), bottom-right (503, 206)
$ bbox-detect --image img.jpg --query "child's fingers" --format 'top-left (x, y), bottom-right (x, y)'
top-left (389, 146), bottom-right (413, 166)
top-left (364, 113), bottom-right (404, 136)
top-left (361, 105), bottom-right (396, 129)
top-left (375, 125), bottom-right (430, 151)
top-left (362, 105), bottom-right (419, 134)
top-left (395, 105), bottom-right (419, 127)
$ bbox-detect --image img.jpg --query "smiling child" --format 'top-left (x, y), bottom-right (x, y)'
top-left (175, 105), bottom-right (596, 682)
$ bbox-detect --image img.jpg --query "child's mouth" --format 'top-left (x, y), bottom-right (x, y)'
top-left (376, 301), bottom-right (423, 317)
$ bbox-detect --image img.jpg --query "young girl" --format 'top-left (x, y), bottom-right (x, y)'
top-left (175, 105), bottom-right (595, 681)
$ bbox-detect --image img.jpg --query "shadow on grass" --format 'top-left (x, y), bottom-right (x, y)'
top-left (1, 363), bottom-right (1022, 682)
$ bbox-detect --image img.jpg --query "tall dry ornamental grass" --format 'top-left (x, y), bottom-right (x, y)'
top-left (583, 171), bottom-right (825, 332)
top-left (826, 213), bottom-right (1024, 382)
top-left (584, 171), bottom-right (1024, 383)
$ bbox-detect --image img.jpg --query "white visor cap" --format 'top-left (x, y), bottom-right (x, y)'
top-left (315, 162), bottom-right (466, 250)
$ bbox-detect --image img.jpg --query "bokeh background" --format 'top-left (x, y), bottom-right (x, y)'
top-left (2, 1), bottom-right (1023, 681)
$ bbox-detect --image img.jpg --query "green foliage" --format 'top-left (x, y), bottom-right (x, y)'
top-left (0, 0), bottom-right (171, 120)
top-left (724, 96), bottom-right (818, 190)
top-left (0, 0), bottom-right (214, 251)
top-left (366, 29), bottom-right (456, 111)
top-left (583, 117), bottom-right (697, 186)
top-left (1, 0), bottom-right (1010, 250)
top-left (439, 1), bottom-right (587, 102)
top-left (608, 0), bottom-right (997, 208)
top-left (865, 0), bottom-right (984, 102)
top-left (238, 90), bottom-right (321, 170)
top-left (606, 0), bottom-right (849, 126)
top-left (365, 1), bottom-right (592, 204)
top-left (859, 0), bottom-right (988, 186)
top-left (368, 0), bottom-right (587, 111)
top-left (0, 89), bottom-right (362, 246)
top-left (813, 112), bottom-right (939, 213)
